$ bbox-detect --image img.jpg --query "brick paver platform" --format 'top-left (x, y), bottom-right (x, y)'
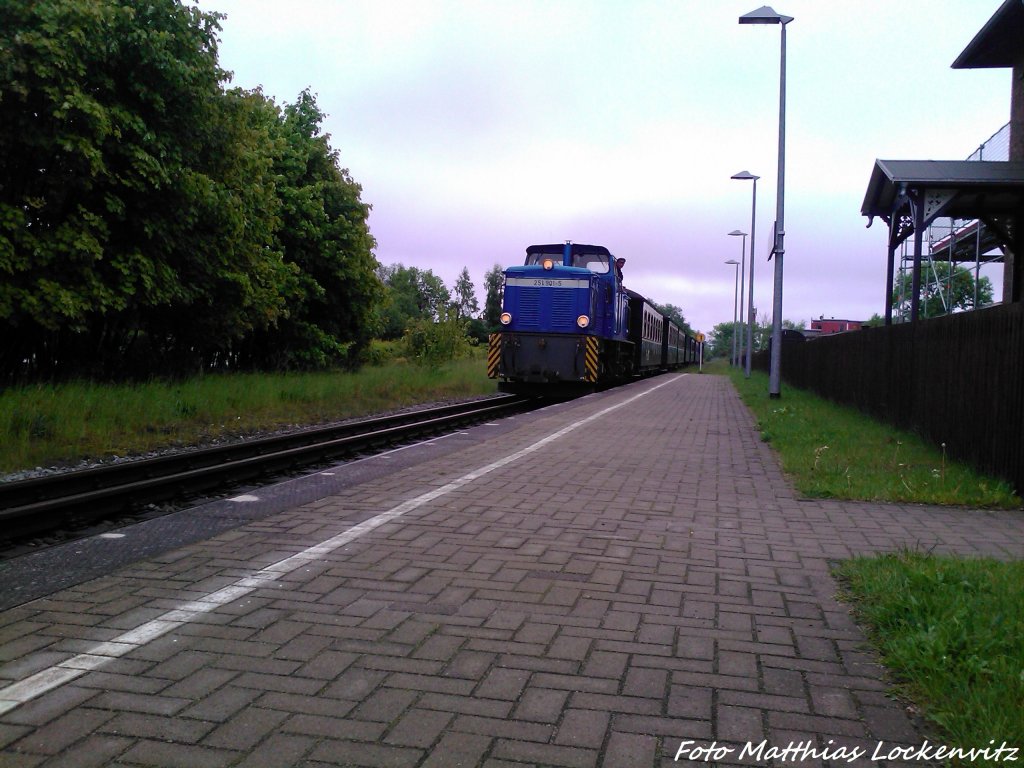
top-left (1, 373), bottom-right (1022, 767)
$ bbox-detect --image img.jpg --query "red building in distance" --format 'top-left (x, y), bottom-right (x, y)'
top-left (808, 316), bottom-right (863, 335)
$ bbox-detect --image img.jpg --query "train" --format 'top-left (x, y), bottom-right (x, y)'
top-left (487, 242), bottom-right (701, 393)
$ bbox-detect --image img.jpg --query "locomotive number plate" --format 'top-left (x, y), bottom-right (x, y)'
top-left (506, 278), bottom-right (590, 289)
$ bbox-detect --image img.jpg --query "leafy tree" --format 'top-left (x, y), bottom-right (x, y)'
top-left (0, 0), bottom-right (291, 377)
top-left (418, 270), bottom-right (451, 320)
top-left (376, 264), bottom-right (451, 339)
top-left (465, 318), bottom-right (490, 344)
top-left (0, 2), bottom-right (380, 379)
top-left (653, 302), bottom-right (693, 336)
top-left (717, 316), bottom-right (805, 358)
top-left (891, 262), bottom-right (993, 319)
top-left (239, 89), bottom-right (380, 369)
top-left (483, 263), bottom-right (505, 329)
top-left (707, 321), bottom-right (738, 360)
top-left (451, 267), bottom-right (479, 319)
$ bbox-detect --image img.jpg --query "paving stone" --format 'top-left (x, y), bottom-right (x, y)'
top-left (384, 707), bottom-right (453, 748)
top-left (116, 740), bottom-right (238, 768)
top-left (202, 706), bottom-right (289, 751)
top-left (603, 731), bottom-right (657, 768)
top-left (306, 739), bottom-right (423, 768)
top-left (716, 703), bottom-right (765, 744)
top-left (512, 687), bottom-right (569, 723)
top-left (492, 738), bottom-right (598, 768)
top-left (10, 708), bottom-right (116, 756)
top-left (554, 709), bottom-right (610, 748)
top-left (100, 710), bottom-right (216, 744)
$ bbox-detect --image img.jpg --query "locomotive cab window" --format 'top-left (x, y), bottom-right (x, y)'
top-left (525, 253), bottom-right (564, 267)
top-left (571, 253), bottom-right (609, 274)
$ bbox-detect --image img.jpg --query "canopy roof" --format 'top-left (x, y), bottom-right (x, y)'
top-left (862, 159), bottom-right (1024, 228)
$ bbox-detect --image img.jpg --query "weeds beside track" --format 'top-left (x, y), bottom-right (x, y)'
top-left (1, 358), bottom-right (496, 475)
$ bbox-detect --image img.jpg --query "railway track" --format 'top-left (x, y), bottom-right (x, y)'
top-left (0, 394), bottom-right (538, 542)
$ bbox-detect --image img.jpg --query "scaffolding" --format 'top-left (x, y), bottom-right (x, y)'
top-left (892, 123), bottom-right (1010, 323)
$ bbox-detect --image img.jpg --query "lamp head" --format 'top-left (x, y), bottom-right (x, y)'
top-left (725, 259), bottom-right (740, 265)
top-left (728, 230), bottom-right (747, 237)
top-left (731, 170), bottom-right (760, 181)
top-left (739, 6), bottom-right (793, 24)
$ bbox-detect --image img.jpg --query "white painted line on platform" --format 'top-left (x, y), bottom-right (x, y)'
top-left (0, 376), bottom-right (684, 715)
top-left (228, 494), bottom-right (261, 503)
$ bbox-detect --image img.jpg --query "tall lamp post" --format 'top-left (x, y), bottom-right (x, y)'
top-left (739, 5), bottom-right (792, 399)
top-left (728, 229), bottom-right (747, 369)
top-left (731, 171), bottom-right (759, 378)
top-left (725, 259), bottom-right (740, 366)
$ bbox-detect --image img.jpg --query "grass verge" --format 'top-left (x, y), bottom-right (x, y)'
top-left (0, 356), bottom-right (496, 474)
top-left (836, 550), bottom-right (1024, 760)
top-left (712, 360), bottom-right (1019, 508)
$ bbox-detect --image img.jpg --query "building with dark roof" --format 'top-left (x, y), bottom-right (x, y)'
top-left (861, 1), bottom-right (1024, 322)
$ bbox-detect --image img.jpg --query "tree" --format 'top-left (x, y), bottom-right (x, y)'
top-left (891, 262), bottom-right (993, 319)
top-left (375, 264), bottom-right (451, 339)
top-left (240, 89), bottom-right (381, 369)
top-left (707, 321), bottom-right (737, 360)
top-left (0, 2), bottom-right (381, 379)
top-left (451, 267), bottom-right (479, 320)
top-left (0, 0), bottom-right (292, 377)
top-left (718, 316), bottom-right (804, 358)
top-left (653, 302), bottom-right (693, 336)
top-left (483, 264), bottom-right (505, 329)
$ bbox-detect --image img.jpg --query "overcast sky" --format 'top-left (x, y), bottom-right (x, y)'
top-left (200, 0), bottom-right (1010, 334)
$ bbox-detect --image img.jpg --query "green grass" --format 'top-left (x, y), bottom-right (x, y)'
top-left (713, 361), bottom-right (1019, 508)
top-left (0, 356), bottom-right (496, 474)
top-left (836, 551), bottom-right (1024, 761)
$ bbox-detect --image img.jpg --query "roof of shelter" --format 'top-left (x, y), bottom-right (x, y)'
top-left (861, 159), bottom-right (1024, 222)
top-left (952, 0), bottom-right (1024, 69)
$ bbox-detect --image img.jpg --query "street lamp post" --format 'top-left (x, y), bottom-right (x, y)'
top-left (728, 229), bottom-right (747, 369)
top-left (725, 259), bottom-right (740, 366)
top-left (731, 171), bottom-right (759, 378)
top-left (739, 5), bottom-right (792, 399)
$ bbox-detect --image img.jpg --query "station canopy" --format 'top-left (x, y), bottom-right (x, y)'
top-left (861, 159), bottom-right (1024, 260)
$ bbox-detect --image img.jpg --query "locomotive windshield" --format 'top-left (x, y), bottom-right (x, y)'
top-left (572, 253), bottom-right (609, 273)
top-left (525, 253), bottom-right (563, 267)
top-left (523, 250), bottom-right (609, 273)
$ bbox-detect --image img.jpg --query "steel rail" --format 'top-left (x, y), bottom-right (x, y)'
top-left (0, 395), bottom-right (535, 537)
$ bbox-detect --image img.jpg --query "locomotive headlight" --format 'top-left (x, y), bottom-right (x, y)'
top-left (577, 315), bottom-right (590, 328)
top-left (542, 258), bottom-right (555, 270)
top-left (500, 312), bottom-right (512, 325)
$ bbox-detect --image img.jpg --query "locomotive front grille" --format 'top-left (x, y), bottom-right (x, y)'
top-left (550, 291), bottom-right (575, 327)
top-left (515, 288), bottom-right (578, 329)
top-left (519, 290), bottom-right (541, 325)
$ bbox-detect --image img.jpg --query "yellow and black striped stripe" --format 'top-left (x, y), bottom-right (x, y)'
top-left (487, 333), bottom-right (501, 378)
top-left (584, 336), bottom-right (599, 382)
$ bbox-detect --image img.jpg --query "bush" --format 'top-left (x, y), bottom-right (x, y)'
top-left (359, 339), bottom-right (404, 366)
top-left (402, 311), bottom-right (469, 368)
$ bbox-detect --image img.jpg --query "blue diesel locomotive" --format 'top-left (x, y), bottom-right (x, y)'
top-left (487, 243), bottom-right (699, 393)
